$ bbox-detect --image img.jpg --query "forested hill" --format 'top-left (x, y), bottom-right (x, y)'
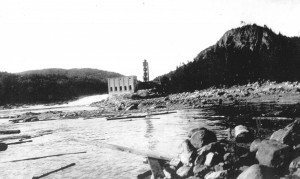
top-left (0, 68), bottom-right (122, 105)
top-left (19, 68), bottom-right (122, 82)
top-left (155, 24), bottom-right (300, 93)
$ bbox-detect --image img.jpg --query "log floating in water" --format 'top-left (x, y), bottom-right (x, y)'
top-left (32, 163), bottom-right (75, 179)
top-left (107, 111), bottom-right (177, 121)
top-left (0, 143), bottom-right (8, 151)
top-left (102, 143), bottom-right (173, 161)
top-left (0, 134), bottom-right (31, 141)
top-left (0, 130), bottom-right (21, 135)
top-left (7, 140), bottom-right (32, 145)
top-left (252, 117), bottom-right (293, 121)
top-left (2, 151), bottom-right (86, 163)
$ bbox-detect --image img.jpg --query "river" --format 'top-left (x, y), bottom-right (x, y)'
top-left (0, 94), bottom-right (230, 179)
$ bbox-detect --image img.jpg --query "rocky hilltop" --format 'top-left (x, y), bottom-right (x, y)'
top-left (157, 24), bottom-right (300, 93)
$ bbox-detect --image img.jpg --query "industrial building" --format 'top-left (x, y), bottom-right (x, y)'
top-left (107, 76), bottom-right (137, 94)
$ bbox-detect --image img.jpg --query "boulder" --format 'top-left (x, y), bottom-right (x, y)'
top-left (204, 170), bottom-right (227, 179)
top-left (194, 154), bottom-right (206, 166)
top-left (176, 165), bottom-right (193, 178)
top-left (169, 157), bottom-right (182, 168)
top-left (289, 156), bottom-right (300, 173)
top-left (237, 164), bottom-right (278, 179)
top-left (256, 140), bottom-right (291, 168)
top-left (270, 118), bottom-right (300, 146)
top-left (190, 128), bottom-right (217, 149)
top-left (198, 142), bottom-right (225, 156)
top-left (250, 139), bottom-right (261, 153)
top-left (234, 125), bottom-right (252, 143)
top-left (204, 152), bottom-right (220, 167)
top-left (163, 164), bottom-right (177, 179)
top-left (193, 164), bottom-right (210, 177)
top-left (178, 140), bottom-right (197, 166)
top-left (291, 168), bottom-right (300, 178)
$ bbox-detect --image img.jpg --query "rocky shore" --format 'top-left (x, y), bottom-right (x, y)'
top-left (144, 117), bottom-right (300, 179)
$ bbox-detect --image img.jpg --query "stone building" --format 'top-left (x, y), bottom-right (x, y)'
top-left (107, 76), bottom-right (137, 94)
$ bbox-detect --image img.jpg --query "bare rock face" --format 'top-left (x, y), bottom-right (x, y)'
top-left (270, 118), bottom-right (300, 146)
top-left (178, 139), bottom-right (197, 166)
top-left (255, 140), bottom-right (291, 169)
top-left (190, 128), bottom-right (217, 149)
top-left (237, 164), bottom-right (278, 179)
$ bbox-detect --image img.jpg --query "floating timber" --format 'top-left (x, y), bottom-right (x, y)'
top-left (107, 111), bottom-right (177, 121)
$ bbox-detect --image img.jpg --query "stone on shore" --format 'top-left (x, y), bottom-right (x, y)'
top-left (198, 142), bottom-right (225, 156)
top-left (204, 170), bottom-right (227, 179)
top-left (193, 164), bottom-right (210, 177)
top-left (176, 165), bottom-right (193, 177)
top-left (190, 128), bottom-right (217, 149)
top-left (234, 125), bottom-right (252, 143)
top-left (256, 140), bottom-right (291, 168)
top-left (289, 156), bottom-right (300, 173)
top-left (204, 152), bottom-right (220, 167)
top-left (178, 140), bottom-right (197, 166)
top-left (250, 139), bottom-right (261, 153)
top-left (270, 118), bottom-right (300, 146)
top-left (237, 164), bottom-right (278, 179)
top-left (169, 157), bottom-right (182, 168)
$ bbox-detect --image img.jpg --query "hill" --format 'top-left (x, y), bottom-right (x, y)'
top-left (19, 68), bottom-right (122, 82)
top-left (0, 68), bottom-right (122, 105)
top-left (156, 24), bottom-right (300, 93)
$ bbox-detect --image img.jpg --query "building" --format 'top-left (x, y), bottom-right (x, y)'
top-left (107, 76), bottom-right (137, 94)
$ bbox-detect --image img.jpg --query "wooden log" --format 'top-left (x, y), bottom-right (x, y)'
top-left (0, 134), bottom-right (31, 141)
top-left (2, 151), bottom-right (86, 163)
top-left (252, 117), bottom-right (293, 121)
top-left (0, 130), bottom-right (21, 135)
top-left (0, 143), bottom-right (8, 151)
top-left (148, 157), bottom-right (165, 179)
top-left (32, 163), bottom-right (75, 179)
top-left (102, 143), bottom-right (173, 161)
top-left (7, 140), bottom-right (32, 145)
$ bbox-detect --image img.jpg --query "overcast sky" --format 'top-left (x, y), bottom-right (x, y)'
top-left (1, 0), bottom-right (300, 80)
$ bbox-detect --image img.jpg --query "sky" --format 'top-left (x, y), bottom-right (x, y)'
top-left (1, 0), bottom-right (300, 81)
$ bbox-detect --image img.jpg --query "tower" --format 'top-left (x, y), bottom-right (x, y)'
top-left (143, 59), bottom-right (149, 82)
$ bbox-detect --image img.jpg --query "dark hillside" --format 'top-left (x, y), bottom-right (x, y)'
top-left (156, 24), bottom-right (300, 93)
top-left (0, 69), bottom-right (122, 105)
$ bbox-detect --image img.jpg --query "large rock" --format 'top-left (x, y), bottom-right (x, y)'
top-left (250, 139), bottom-right (261, 153)
top-left (198, 142), bottom-right (225, 156)
top-left (256, 140), bottom-right (291, 168)
top-left (270, 118), bottom-right (300, 146)
top-left (237, 164), bottom-right (278, 179)
top-left (204, 152), bottom-right (220, 167)
top-left (234, 125), bottom-right (252, 143)
top-left (190, 128), bottom-right (217, 149)
top-left (204, 170), bottom-right (227, 179)
top-left (176, 165), bottom-right (193, 177)
top-left (289, 156), bottom-right (300, 173)
top-left (193, 164), bottom-right (210, 177)
top-left (178, 139), bottom-right (197, 166)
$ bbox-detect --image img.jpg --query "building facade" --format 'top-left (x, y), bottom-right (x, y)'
top-left (107, 76), bottom-right (137, 94)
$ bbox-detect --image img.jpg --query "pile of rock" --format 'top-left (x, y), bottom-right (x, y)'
top-left (160, 119), bottom-right (300, 179)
